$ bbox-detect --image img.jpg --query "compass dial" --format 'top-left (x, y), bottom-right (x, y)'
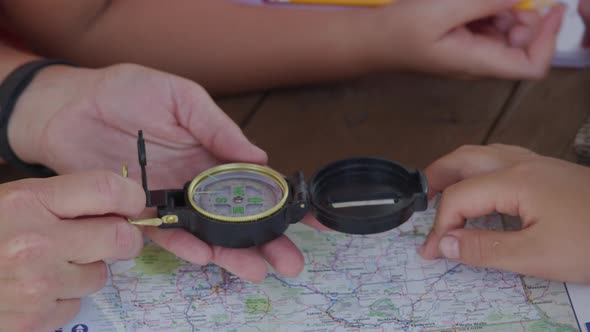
top-left (188, 164), bottom-right (289, 223)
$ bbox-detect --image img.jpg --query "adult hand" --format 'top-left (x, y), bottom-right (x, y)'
top-left (0, 172), bottom-right (145, 331)
top-left (8, 63), bottom-right (319, 281)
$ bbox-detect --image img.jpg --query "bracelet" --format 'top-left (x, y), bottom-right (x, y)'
top-left (0, 59), bottom-right (74, 178)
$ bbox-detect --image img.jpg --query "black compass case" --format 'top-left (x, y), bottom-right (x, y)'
top-left (135, 130), bottom-right (428, 248)
top-left (306, 158), bottom-right (429, 234)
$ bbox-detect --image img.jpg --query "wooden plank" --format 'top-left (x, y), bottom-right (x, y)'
top-left (244, 73), bottom-right (517, 176)
top-left (486, 69), bottom-right (590, 160)
top-left (215, 92), bottom-right (265, 126)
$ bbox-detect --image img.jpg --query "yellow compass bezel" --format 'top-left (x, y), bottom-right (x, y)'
top-left (187, 163), bottom-right (289, 223)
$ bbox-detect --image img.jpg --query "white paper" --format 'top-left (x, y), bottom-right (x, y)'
top-left (554, 0), bottom-right (590, 67)
top-left (567, 283), bottom-right (590, 331)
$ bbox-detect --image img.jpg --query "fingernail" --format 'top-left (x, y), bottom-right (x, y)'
top-left (251, 144), bottom-right (268, 159)
top-left (439, 236), bottom-right (460, 260)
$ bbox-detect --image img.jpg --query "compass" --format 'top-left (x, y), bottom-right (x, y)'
top-left (129, 131), bottom-right (428, 248)
top-left (189, 163), bottom-right (289, 222)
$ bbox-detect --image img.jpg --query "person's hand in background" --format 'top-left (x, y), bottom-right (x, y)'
top-left (376, 0), bottom-right (565, 79)
top-left (0, 172), bottom-right (145, 331)
top-left (0, 0), bottom-right (565, 94)
top-left (578, 0), bottom-right (590, 46)
top-left (7, 62), bottom-right (319, 282)
top-left (419, 144), bottom-right (590, 284)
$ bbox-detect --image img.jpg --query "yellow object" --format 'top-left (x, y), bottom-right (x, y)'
top-left (122, 162), bottom-right (129, 178)
top-left (514, 0), bottom-right (554, 9)
top-left (267, 0), bottom-right (391, 5)
top-left (129, 215), bottom-right (180, 227)
top-left (267, 0), bottom-right (554, 9)
top-left (121, 162), bottom-right (179, 228)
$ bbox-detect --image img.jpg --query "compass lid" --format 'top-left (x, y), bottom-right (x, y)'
top-left (308, 158), bottom-right (428, 234)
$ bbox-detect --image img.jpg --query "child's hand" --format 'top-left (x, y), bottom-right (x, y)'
top-left (0, 172), bottom-right (146, 331)
top-left (579, 0), bottom-right (590, 46)
top-left (372, 0), bottom-right (565, 79)
top-left (419, 144), bottom-right (590, 283)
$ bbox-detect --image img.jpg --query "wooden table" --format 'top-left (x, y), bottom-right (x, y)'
top-left (2, 69), bottom-right (590, 183)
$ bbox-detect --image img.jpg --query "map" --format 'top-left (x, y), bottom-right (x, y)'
top-left (62, 205), bottom-right (580, 332)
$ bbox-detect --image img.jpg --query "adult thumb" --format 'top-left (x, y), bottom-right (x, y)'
top-left (173, 79), bottom-right (268, 164)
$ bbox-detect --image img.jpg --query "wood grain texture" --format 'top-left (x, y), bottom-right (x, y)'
top-left (244, 73), bottom-right (517, 176)
top-left (3, 68), bottom-right (588, 186)
top-left (486, 69), bottom-right (590, 160)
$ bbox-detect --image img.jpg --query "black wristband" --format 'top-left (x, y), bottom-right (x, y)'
top-left (0, 59), bottom-right (74, 178)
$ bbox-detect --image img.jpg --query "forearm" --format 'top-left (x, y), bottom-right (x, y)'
top-left (0, 41), bottom-right (39, 164)
top-left (0, 40), bottom-right (40, 88)
top-left (10, 1), bottom-right (388, 95)
top-left (0, 40), bottom-right (89, 165)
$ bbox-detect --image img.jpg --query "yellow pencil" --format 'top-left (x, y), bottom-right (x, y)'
top-left (514, 0), bottom-right (555, 9)
top-left (264, 0), bottom-right (554, 9)
top-left (265, 0), bottom-right (393, 6)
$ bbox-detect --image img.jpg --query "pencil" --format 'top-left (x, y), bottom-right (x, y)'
top-left (514, 0), bottom-right (555, 10)
top-left (264, 0), bottom-right (553, 9)
top-left (265, 0), bottom-right (393, 6)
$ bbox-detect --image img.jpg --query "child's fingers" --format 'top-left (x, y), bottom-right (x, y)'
top-left (437, 228), bottom-right (535, 273)
top-left (584, 31), bottom-right (590, 47)
top-left (578, 0), bottom-right (590, 46)
top-left (494, 11), bottom-right (517, 32)
top-left (425, 146), bottom-right (496, 196)
top-left (513, 8), bottom-right (541, 26)
top-left (439, 0), bottom-right (521, 30)
top-left (579, 0), bottom-right (590, 24)
top-left (424, 145), bottom-right (530, 196)
top-left (468, 18), bottom-right (506, 42)
top-left (420, 168), bottom-right (524, 260)
top-left (450, 5), bottom-right (563, 79)
top-left (523, 5), bottom-right (565, 74)
top-left (509, 24), bottom-right (535, 48)
top-left (508, 9), bottom-right (541, 48)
